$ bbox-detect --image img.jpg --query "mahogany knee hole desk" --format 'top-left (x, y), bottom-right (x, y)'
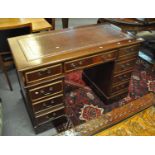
top-left (8, 24), bottom-right (143, 133)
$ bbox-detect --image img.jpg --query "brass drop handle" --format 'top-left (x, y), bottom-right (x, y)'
top-left (107, 54), bottom-right (112, 58)
top-left (118, 76), bottom-right (123, 80)
top-left (119, 75), bottom-right (127, 80)
top-left (71, 63), bottom-right (76, 68)
top-left (43, 100), bottom-right (54, 108)
top-left (52, 112), bottom-right (56, 117)
top-left (49, 87), bottom-right (53, 91)
top-left (130, 48), bottom-right (134, 52)
top-left (43, 103), bottom-right (51, 108)
top-left (78, 61), bottom-right (83, 65)
top-left (40, 87), bottom-right (53, 96)
top-left (35, 91), bottom-right (39, 95)
top-left (45, 113), bottom-right (56, 120)
top-left (40, 90), bottom-right (50, 96)
top-left (121, 64), bottom-right (126, 69)
top-left (38, 69), bottom-right (51, 76)
top-left (126, 63), bottom-right (130, 66)
top-left (45, 115), bottom-right (55, 121)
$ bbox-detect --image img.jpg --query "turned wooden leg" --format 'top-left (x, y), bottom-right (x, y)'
top-left (97, 18), bottom-right (109, 24)
top-left (62, 18), bottom-right (69, 28)
top-left (2, 67), bottom-right (13, 91)
top-left (51, 18), bottom-right (55, 30)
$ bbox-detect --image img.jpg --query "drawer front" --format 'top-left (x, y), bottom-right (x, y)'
top-left (25, 64), bottom-right (62, 83)
top-left (36, 107), bottom-right (65, 125)
top-left (114, 59), bottom-right (136, 74)
top-left (118, 50), bottom-right (138, 61)
top-left (112, 71), bottom-right (132, 84)
top-left (29, 80), bottom-right (63, 101)
top-left (33, 94), bottom-right (64, 113)
top-left (119, 45), bottom-right (139, 58)
top-left (64, 51), bottom-right (117, 72)
top-left (110, 81), bottom-right (129, 94)
top-left (109, 91), bottom-right (128, 102)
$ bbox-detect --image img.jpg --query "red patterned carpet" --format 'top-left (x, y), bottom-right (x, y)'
top-left (64, 58), bottom-right (155, 127)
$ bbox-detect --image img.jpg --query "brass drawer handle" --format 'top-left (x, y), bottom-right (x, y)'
top-left (71, 63), bottom-right (76, 68)
top-left (130, 48), bottom-right (134, 52)
top-left (35, 87), bottom-right (53, 96)
top-left (118, 74), bottom-right (128, 80)
top-left (35, 91), bottom-right (39, 95)
top-left (46, 112), bottom-right (56, 119)
top-left (121, 64), bottom-right (126, 69)
top-left (38, 69), bottom-right (51, 76)
top-left (45, 116), bottom-right (55, 121)
top-left (43, 103), bottom-right (51, 108)
top-left (126, 63), bottom-right (130, 66)
top-left (107, 54), bottom-right (112, 58)
top-left (40, 90), bottom-right (51, 96)
top-left (40, 87), bottom-right (53, 96)
top-left (49, 87), bottom-right (53, 91)
top-left (118, 76), bottom-right (123, 80)
top-left (42, 100), bottom-right (55, 108)
top-left (121, 63), bottom-right (131, 69)
top-left (52, 112), bottom-right (56, 117)
top-left (51, 100), bottom-right (55, 104)
top-left (78, 61), bottom-right (83, 65)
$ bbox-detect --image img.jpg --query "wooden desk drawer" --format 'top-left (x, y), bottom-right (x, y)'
top-left (29, 80), bottom-right (63, 101)
top-left (114, 59), bottom-right (136, 74)
top-left (25, 64), bottom-right (62, 83)
top-left (109, 90), bottom-right (128, 102)
top-left (119, 45), bottom-right (139, 57)
top-left (33, 94), bottom-right (64, 113)
top-left (110, 81), bottom-right (129, 94)
top-left (36, 107), bottom-right (65, 125)
top-left (118, 51), bottom-right (138, 61)
top-left (112, 71), bottom-right (132, 84)
top-left (64, 51), bottom-right (117, 72)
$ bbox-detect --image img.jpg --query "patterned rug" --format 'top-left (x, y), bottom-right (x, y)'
top-left (64, 58), bottom-right (155, 127)
top-left (95, 106), bottom-right (155, 136)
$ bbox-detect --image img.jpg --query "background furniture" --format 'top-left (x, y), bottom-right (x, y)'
top-left (8, 24), bottom-right (142, 133)
top-left (98, 18), bottom-right (155, 69)
top-left (62, 18), bottom-right (69, 28)
top-left (0, 23), bottom-right (31, 90)
top-left (45, 18), bottom-right (69, 29)
top-left (0, 18), bottom-right (52, 91)
top-left (97, 18), bottom-right (155, 33)
top-left (0, 18), bottom-right (53, 32)
top-left (44, 18), bottom-right (56, 30)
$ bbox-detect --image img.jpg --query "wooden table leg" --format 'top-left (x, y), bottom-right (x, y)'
top-left (44, 18), bottom-right (55, 30)
top-left (62, 18), bottom-right (69, 28)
